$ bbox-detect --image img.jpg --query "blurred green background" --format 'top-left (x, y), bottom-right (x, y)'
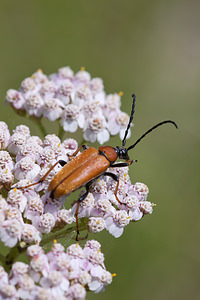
top-left (0, 0), bottom-right (199, 299)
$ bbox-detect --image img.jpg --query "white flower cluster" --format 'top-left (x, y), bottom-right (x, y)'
top-left (0, 121), bottom-right (154, 248)
top-left (0, 240), bottom-right (115, 299)
top-left (5, 67), bottom-right (131, 144)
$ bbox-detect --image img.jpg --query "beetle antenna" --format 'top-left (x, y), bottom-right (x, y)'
top-left (122, 93), bottom-right (136, 147)
top-left (127, 120), bottom-right (178, 152)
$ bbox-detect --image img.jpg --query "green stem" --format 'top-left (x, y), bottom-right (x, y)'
top-left (41, 222), bottom-right (88, 247)
top-left (58, 123), bottom-right (65, 141)
top-left (0, 253), bottom-right (5, 265)
top-left (28, 115), bottom-right (47, 138)
top-left (4, 244), bottom-right (26, 272)
top-left (36, 119), bottom-right (47, 138)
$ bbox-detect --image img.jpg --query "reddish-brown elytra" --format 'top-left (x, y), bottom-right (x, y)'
top-left (22, 94), bottom-right (178, 240)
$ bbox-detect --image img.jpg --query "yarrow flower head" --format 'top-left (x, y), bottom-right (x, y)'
top-left (0, 241), bottom-right (115, 298)
top-left (0, 118), bottom-right (154, 247)
top-left (5, 67), bottom-right (133, 144)
top-left (0, 66), bottom-right (160, 300)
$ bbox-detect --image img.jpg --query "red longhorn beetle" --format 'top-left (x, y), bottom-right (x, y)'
top-left (22, 94), bottom-right (178, 240)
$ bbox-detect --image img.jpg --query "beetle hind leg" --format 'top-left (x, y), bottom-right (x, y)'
top-left (75, 183), bottom-right (90, 241)
top-left (104, 171), bottom-right (125, 205)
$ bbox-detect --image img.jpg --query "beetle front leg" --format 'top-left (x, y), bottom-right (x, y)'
top-left (111, 159), bottom-right (137, 168)
top-left (75, 183), bottom-right (90, 241)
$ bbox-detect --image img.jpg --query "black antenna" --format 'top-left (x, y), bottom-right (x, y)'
top-left (127, 120), bottom-right (178, 152)
top-left (122, 94), bottom-right (136, 147)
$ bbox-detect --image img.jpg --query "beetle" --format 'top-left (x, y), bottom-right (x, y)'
top-left (22, 94), bottom-right (178, 240)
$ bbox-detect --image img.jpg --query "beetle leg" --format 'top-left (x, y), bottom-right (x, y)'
top-left (111, 160), bottom-right (137, 168)
top-left (103, 172), bottom-right (122, 203)
top-left (68, 144), bottom-right (87, 159)
top-left (75, 183), bottom-right (90, 241)
top-left (17, 159), bottom-right (67, 190)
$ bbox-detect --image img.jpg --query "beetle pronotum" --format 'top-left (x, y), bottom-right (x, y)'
top-left (21, 94), bottom-right (178, 240)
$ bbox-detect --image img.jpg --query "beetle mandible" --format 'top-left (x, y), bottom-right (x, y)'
top-left (22, 94), bottom-right (178, 240)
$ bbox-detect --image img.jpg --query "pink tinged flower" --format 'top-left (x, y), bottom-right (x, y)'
top-left (13, 124), bottom-right (30, 137)
top-left (5, 89), bottom-right (25, 110)
top-left (39, 80), bottom-right (57, 99)
top-left (5, 206), bottom-right (23, 223)
top-left (43, 98), bottom-right (64, 121)
top-left (17, 274), bottom-right (37, 300)
top-left (16, 142), bottom-right (43, 162)
top-left (24, 92), bottom-right (44, 117)
top-left (0, 168), bottom-right (14, 189)
top-left (0, 219), bottom-right (22, 247)
top-left (52, 253), bottom-right (71, 275)
top-left (87, 249), bottom-right (105, 266)
top-left (62, 138), bottom-right (78, 156)
top-left (36, 213), bottom-right (56, 234)
top-left (29, 254), bottom-right (50, 282)
top-left (67, 244), bottom-right (84, 260)
top-left (90, 178), bottom-right (108, 196)
top-left (140, 201), bottom-right (154, 214)
top-left (37, 147), bottom-right (56, 166)
top-left (76, 270), bottom-right (92, 286)
top-left (88, 217), bottom-right (106, 233)
top-left (61, 104), bottom-right (85, 132)
top-left (82, 99), bottom-right (102, 118)
top-left (104, 93), bottom-right (121, 116)
top-left (27, 135), bottom-right (43, 147)
top-left (0, 122), bottom-right (10, 150)
top-left (26, 244), bottom-right (44, 259)
top-left (83, 116), bottom-right (110, 144)
top-left (31, 69), bottom-right (48, 84)
top-left (57, 80), bottom-right (74, 104)
top-left (89, 266), bottom-right (113, 294)
top-left (105, 210), bottom-right (130, 238)
top-left (0, 195), bottom-right (9, 212)
top-left (7, 188), bottom-right (27, 212)
top-left (56, 209), bottom-right (75, 227)
top-left (128, 207), bottom-right (143, 221)
top-left (58, 66), bottom-right (74, 80)
top-left (107, 178), bottom-right (128, 204)
top-left (42, 193), bottom-right (66, 214)
top-left (0, 266), bottom-right (9, 288)
top-left (9, 262), bottom-right (29, 285)
top-left (73, 85), bottom-right (92, 107)
top-left (21, 224), bottom-right (42, 244)
top-left (34, 288), bottom-right (53, 300)
top-left (0, 151), bottom-right (14, 170)
top-left (21, 77), bottom-right (36, 93)
top-left (123, 194), bottom-right (139, 210)
top-left (48, 143), bottom-right (67, 163)
top-left (77, 192), bottom-right (95, 218)
top-left (14, 156), bottom-right (41, 181)
top-left (67, 283), bottom-right (86, 300)
top-left (84, 239), bottom-right (101, 252)
top-left (44, 134), bottom-right (61, 148)
top-left (94, 198), bottom-right (114, 215)
top-left (40, 270), bottom-right (69, 296)
top-left (0, 284), bottom-right (17, 299)
top-left (24, 194), bottom-right (43, 221)
top-left (48, 241), bottom-right (65, 258)
top-left (107, 111), bottom-right (131, 139)
top-left (7, 132), bottom-right (27, 155)
top-left (133, 182), bottom-right (149, 200)
top-left (90, 77), bottom-right (104, 94)
top-left (33, 167), bottom-right (55, 192)
top-left (75, 68), bottom-right (91, 85)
